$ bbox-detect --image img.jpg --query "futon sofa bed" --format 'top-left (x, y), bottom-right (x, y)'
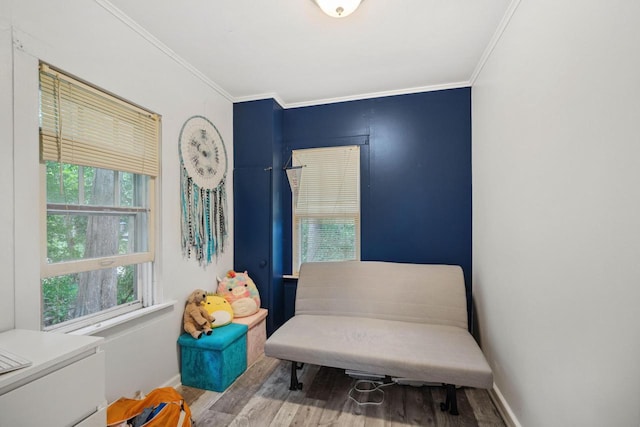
top-left (264, 260), bottom-right (493, 415)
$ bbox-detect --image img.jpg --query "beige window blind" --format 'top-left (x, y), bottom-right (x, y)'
top-left (293, 145), bottom-right (360, 215)
top-left (39, 62), bottom-right (160, 177)
top-left (292, 145), bottom-right (360, 271)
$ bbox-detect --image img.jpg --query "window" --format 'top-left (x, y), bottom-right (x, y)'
top-left (291, 145), bottom-right (360, 274)
top-left (39, 63), bottom-right (159, 331)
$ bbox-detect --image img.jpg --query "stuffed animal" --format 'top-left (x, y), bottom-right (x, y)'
top-left (183, 289), bottom-right (215, 339)
top-left (216, 270), bottom-right (261, 317)
top-left (203, 294), bottom-right (234, 328)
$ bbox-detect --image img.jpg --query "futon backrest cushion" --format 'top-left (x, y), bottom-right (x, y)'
top-left (295, 261), bottom-right (468, 330)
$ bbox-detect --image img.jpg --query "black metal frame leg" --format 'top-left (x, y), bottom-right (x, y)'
top-left (439, 384), bottom-right (459, 415)
top-left (289, 361), bottom-right (304, 391)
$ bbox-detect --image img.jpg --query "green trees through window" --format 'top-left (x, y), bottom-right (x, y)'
top-left (291, 145), bottom-right (360, 273)
top-left (39, 62), bottom-right (158, 331)
top-left (43, 161), bottom-right (145, 327)
top-left (299, 218), bottom-right (356, 264)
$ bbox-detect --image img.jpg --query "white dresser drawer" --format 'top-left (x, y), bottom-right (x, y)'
top-left (0, 350), bottom-right (105, 426)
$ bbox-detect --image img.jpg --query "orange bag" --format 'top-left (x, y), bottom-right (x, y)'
top-left (107, 387), bottom-right (192, 427)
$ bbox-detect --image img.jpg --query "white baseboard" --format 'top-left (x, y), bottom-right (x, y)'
top-left (489, 384), bottom-right (522, 427)
top-left (162, 373), bottom-right (182, 389)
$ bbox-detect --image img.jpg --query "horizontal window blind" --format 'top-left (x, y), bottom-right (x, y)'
top-left (292, 145), bottom-right (360, 271)
top-left (292, 145), bottom-right (360, 215)
top-left (39, 62), bottom-right (160, 177)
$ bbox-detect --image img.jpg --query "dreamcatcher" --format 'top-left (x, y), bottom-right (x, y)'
top-left (179, 115), bottom-right (228, 266)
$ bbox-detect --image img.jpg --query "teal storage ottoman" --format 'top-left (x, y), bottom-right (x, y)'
top-left (178, 323), bottom-right (248, 392)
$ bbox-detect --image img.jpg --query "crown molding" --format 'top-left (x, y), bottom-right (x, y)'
top-left (280, 81), bottom-right (471, 109)
top-left (234, 92), bottom-right (288, 109)
top-left (470, 0), bottom-right (522, 85)
top-left (94, 0), bottom-right (234, 102)
top-left (94, 0), bottom-right (514, 110)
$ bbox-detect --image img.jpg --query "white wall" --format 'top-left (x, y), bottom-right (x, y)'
top-left (0, 10), bottom-right (14, 332)
top-left (472, 1), bottom-right (640, 426)
top-left (4, 0), bottom-right (234, 401)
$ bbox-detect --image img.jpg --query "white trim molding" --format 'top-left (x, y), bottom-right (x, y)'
top-left (95, 0), bottom-right (517, 109)
top-left (233, 92), bottom-right (288, 109)
top-left (68, 300), bottom-right (176, 336)
top-left (282, 81), bottom-right (471, 109)
top-left (489, 384), bottom-right (522, 427)
top-left (469, 0), bottom-right (522, 85)
top-left (234, 81), bottom-right (471, 109)
top-left (94, 0), bottom-right (234, 102)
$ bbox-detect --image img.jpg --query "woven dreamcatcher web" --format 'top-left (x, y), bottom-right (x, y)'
top-left (179, 115), bottom-right (228, 266)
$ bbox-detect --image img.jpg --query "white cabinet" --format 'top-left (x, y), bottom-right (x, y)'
top-left (0, 329), bottom-right (106, 426)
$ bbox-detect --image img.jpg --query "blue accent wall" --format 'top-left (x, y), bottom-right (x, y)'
top-left (234, 88), bottom-right (472, 331)
top-left (283, 88), bottom-right (471, 276)
top-left (233, 99), bottom-right (283, 335)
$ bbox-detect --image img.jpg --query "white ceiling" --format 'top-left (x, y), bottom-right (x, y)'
top-left (102, 0), bottom-right (514, 107)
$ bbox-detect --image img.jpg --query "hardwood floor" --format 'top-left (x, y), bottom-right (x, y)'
top-left (178, 356), bottom-right (505, 427)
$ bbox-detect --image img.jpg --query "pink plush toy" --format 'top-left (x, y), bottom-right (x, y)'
top-left (216, 270), bottom-right (261, 318)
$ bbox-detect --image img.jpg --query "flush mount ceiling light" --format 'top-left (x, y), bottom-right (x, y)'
top-left (314, 0), bottom-right (363, 18)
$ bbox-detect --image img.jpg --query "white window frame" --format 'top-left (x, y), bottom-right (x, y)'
top-left (38, 62), bottom-right (159, 332)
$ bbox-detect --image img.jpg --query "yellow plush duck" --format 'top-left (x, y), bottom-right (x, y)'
top-left (203, 294), bottom-right (234, 328)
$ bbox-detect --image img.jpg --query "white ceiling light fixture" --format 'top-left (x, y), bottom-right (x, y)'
top-left (314, 0), bottom-right (363, 18)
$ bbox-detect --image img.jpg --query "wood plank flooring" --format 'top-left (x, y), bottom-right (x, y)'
top-left (178, 356), bottom-right (505, 427)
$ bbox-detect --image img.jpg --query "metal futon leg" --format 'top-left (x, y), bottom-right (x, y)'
top-left (289, 361), bottom-right (304, 391)
top-left (440, 384), bottom-right (459, 415)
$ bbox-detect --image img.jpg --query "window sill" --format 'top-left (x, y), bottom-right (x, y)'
top-left (68, 301), bottom-right (177, 336)
top-left (283, 274), bottom-right (299, 280)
